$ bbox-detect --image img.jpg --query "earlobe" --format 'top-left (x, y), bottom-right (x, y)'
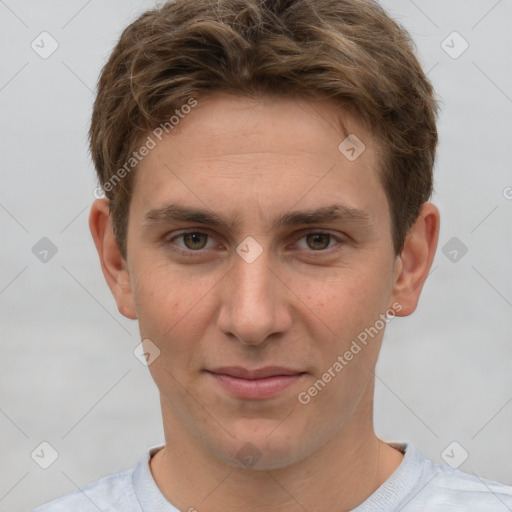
top-left (391, 203), bottom-right (440, 317)
top-left (89, 199), bottom-right (137, 320)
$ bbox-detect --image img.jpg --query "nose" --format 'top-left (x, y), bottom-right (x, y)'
top-left (217, 244), bottom-right (292, 346)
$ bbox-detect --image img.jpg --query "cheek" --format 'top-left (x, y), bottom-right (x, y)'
top-left (293, 264), bottom-right (391, 348)
top-left (295, 270), bottom-right (387, 421)
top-left (131, 264), bottom-right (220, 398)
top-left (131, 259), bottom-right (216, 348)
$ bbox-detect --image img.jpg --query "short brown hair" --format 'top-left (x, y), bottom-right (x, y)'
top-left (89, 0), bottom-right (439, 258)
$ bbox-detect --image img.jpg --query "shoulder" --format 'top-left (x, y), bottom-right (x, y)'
top-left (428, 463), bottom-right (512, 507)
top-left (409, 449), bottom-right (512, 510)
top-left (31, 468), bottom-right (137, 512)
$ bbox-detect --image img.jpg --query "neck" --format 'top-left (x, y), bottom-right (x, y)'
top-left (150, 399), bottom-right (403, 511)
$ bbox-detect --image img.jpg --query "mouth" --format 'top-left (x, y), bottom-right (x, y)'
top-left (205, 366), bottom-right (306, 400)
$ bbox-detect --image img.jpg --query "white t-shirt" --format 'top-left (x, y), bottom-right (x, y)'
top-left (32, 443), bottom-right (512, 511)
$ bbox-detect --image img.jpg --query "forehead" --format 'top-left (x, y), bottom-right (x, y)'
top-left (131, 93), bottom-right (386, 224)
top-left (144, 93), bottom-right (372, 162)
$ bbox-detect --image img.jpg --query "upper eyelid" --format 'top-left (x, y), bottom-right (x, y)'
top-left (167, 228), bottom-right (220, 243)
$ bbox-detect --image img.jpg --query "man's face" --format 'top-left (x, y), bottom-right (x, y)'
top-left (124, 93), bottom-right (401, 469)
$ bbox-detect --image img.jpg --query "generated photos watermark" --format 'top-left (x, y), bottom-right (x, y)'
top-left (298, 301), bottom-right (403, 405)
top-left (93, 98), bottom-right (198, 199)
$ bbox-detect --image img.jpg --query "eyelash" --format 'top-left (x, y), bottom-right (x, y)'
top-left (163, 229), bottom-right (345, 258)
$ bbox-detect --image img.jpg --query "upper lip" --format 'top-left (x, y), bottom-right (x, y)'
top-left (207, 366), bottom-right (305, 379)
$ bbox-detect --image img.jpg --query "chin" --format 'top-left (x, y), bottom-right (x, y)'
top-left (213, 421), bottom-right (313, 471)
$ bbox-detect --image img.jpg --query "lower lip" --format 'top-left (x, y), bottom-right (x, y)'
top-left (207, 372), bottom-right (305, 399)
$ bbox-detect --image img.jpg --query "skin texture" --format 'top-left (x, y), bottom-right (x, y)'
top-left (90, 93), bottom-right (439, 511)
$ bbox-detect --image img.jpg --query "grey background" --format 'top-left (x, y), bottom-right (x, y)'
top-left (0, 1), bottom-right (511, 510)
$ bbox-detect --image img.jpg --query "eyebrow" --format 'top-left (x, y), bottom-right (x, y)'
top-left (143, 203), bottom-right (372, 231)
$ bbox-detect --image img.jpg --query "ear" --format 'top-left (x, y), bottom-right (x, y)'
top-left (89, 199), bottom-right (137, 320)
top-left (391, 202), bottom-right (440, 316)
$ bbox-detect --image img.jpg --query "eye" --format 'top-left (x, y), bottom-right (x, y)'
top-left (295, 231), bottom-right (342, 251)
top-left (167, 231), bottom-right (217, 253)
